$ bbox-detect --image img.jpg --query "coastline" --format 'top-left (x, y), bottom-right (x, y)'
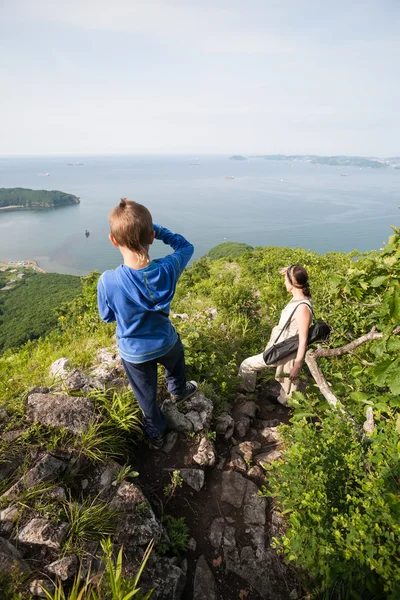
top-left (0, 259), bottom-right (46, 273)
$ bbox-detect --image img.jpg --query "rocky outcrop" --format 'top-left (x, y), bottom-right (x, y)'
top-left (26, 393), bottom-right (95, 434)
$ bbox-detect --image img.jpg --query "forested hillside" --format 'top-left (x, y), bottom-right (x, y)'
top-left (0, 222), bottom-right (398, 599)
top-left (0, 188), bottom-right (80, 209)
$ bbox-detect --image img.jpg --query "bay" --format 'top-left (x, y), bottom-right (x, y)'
top-left (0, 154), bottom-right (398, 276)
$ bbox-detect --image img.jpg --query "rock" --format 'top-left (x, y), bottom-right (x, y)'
top-left (147, 555), bottom-right (187, 600)
top-left (188, 537), bottom-right (197, 551)
top-left (48, 486), bottom-right (67, 500)
top-left (193, 555), bottom-right (217, 600)
top-left (64, 369), bottom-right (89, 391)
top-left (247, 466), bottom-right (265, 481)
top-left (18, 519), bottom-right (69, 549)
top-left (245, 525), bottom-right (266, 560)
top-left (2, 454), bottom-right (66, 500)
top-left (180, 469), bottom-right (205, 492)
top-left (164, 404), bottom-right (193, 433)
top-left (234, 417), bottom-right (250, 439)
top-left (27, 393), bottom-right (95, 434)
top-left (209, 517), bottom-right (225, 549)
top-left (227, 454), bottom-right (247, 473)
top-left (215, 413), bottom-right (234, 439)
top-left (163, 431), bottom-right (178, 453)
top-left (183, 393), bottom-right (213, 431)
top-left (260, 427), bottom-right (281, 444)
top-left (26, 386), bottom-right (50, 399)
top-left (237, 401), bottom-right (258, 419)
top-left (46, 555), bottom-right (78, 581)
top-left (0, 536), bottom-right (29, 573)
top-left (290, 588), bottom-right (299, 599)
top-left (171, 312), bottom-right (189, 320)
top-left (193, 437), bottom-right (216, 467)
top-left (270, 510), bottom-right (285, 538)
top-left (254, 450), bottom-right (282, 467)
top-left (111, 482), bottom-right (163, 549)
top-left (1, 429), bottom-right (26, 442)
top-left (238, 441), bottom-right (261, 463)
top-left (243, 480), bottom-right (266, 526)
top-left (215, 456), bottom-right (226, 470)
top-left (49, 358), bottom-right (70, 379)
top-left (30, 579), bottom-right (55, 598)
top-left (223, 525), bottom-right (236, 550)
top-left (206, 308), bottom-right (218, 320)
top-left (221, 471), bottom-right (247, 508)
top-left (106, 377), bottom-right (128, 390)
top-left (90, 347), bottom-right (121, 381)
top-left (0, 504), bottom-right (20, 523)
top-left (87, 461), bottom-right (120, 499)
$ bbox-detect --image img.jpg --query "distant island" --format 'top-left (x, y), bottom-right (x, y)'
top-left (229, 155), bottom-right (247, 161)
top-left (0, 188), bottom-right (80, 211)
top-left (231, 154), bottom-right (400, 169)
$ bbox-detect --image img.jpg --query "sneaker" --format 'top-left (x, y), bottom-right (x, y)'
top-left (171, 381), bottom-right (198, 404)
top-left (148, 434), bottom-right (165, 450)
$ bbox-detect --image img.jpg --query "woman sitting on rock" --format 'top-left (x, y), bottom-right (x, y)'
top-left (238, 264), bottom-right (312, 405)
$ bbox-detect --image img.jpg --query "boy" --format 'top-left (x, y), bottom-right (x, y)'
top-left (97, 198), bottom-right (198, 449)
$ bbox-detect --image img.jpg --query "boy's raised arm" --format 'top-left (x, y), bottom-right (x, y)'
top-left (97, 275), bottom-right (116, 323)
top-left (153, 224), bottom-right (194, 276)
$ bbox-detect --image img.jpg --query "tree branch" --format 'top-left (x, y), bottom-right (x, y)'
top-left (313, 325), bottom-right (400, 358)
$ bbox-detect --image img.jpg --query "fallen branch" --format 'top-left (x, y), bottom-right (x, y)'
top-left (304, 325), bottom-right (400, 432)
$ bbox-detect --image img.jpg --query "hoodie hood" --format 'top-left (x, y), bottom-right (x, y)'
top-left (115, 262), bottom-right (175, 312)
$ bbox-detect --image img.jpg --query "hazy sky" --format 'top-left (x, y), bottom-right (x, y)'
top-left (1, 0), bottom-right (399, 156)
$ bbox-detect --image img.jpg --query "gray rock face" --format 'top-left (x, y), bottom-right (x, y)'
top-left (2, 454), bottom-right (66, 500)
top-left (238, 441), bottom-right (261, 463)
top-left (111, 482), bottom-right (163, 549)
top-left (254, 450), bottom-right (282, 467)
top-left (87, 461), bottom-right (120, 499)
top-left (221, 471), bottom-right (247, 508)
top-left (90, 347), bottom-right (121, 381)
top-left (193, 555), bottom-right (217, 600)
top-left (237, 400), bottom-right (258, 419)
top-left (64, 369), bottom-right (89, 391)
top-left (247, 466), bottom-right (265, 481)
top-left (0, 536), bottom-right (29, 573)
top-left (234, 417), bottom-right (251, 439)
top-left (215, 413), bottom-right (234, 439)
top-left (243, 480), bottom-right (266, 526)
top-left (46, 555), bottom-right (78, 580)
top-left (18, 518), bottom-right (69, 549)
top-left (164, 391), bottom-right (213, 434)
top-left (148, 556), bottom-right (187, 600)
top-left (260, 426), bottom-right (281, 443)
top-left (180, 469), bottom-right (205, 492)
top-left (193, 437), bottom-right (216, 467)
top-left (49, 358), bottom-right (70, 379)
top-left (27, 393), bottom-right (95, 434)
top-left (209, 517), bottom-right (225, 549)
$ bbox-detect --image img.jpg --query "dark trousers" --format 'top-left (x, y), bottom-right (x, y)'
top-left (121, 337), bottom-right (187, 440)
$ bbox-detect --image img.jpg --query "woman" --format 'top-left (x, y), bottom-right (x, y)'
top-left (238, 264), bottom-right (312, 405)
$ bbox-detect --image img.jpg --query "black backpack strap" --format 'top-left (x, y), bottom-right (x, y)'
top-left (273, 301), bottom-right (313, 345)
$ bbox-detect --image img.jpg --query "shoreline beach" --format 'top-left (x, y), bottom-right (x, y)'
top-left (0, 259), bottom-right (46, 273)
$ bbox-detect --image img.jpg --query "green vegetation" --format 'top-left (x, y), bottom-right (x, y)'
top-left (0, 271), bottom-right (82, 351)
top-left (161, 515), bottom-right (190, 556)
top-left (0, 188), bottom-right (80, 209)
top-left (206, 241), bottom-right (253, 260)
top-left (0, 221), bottom-right (398, 598)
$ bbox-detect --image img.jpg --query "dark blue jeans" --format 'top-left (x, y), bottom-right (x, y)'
top-left (121, 337), bottom-right (187, 440)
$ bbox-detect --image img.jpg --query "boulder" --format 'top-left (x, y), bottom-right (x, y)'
top-left (193, 555), bottom-right (217, 600)
top-left (18, 518), bottom-right (69, 549)
top-left (193, 437), bottom-right (216, 467)
top-left (27, 393), bottom-right (95, 434)
top-left (146, 555), bottom-right (187, 600)
top-left (2, 454), bottom-right (66, 500)
top-left (30, 579), bottom-right (55, 598)
top-left (221, 471), bottom-right (247, 508)
top-left (209, 517), bottom-right (225, 549)
top-left (163, 431), bottom-right (178, 453)
top-left (243, 480), bottom-right (266, 526)
top-left (236, 400), bottom-right (258, 419)
top-left (46, 555), bottom-right (78, 581)
top-left (111, 482), bottom-right (163, 550)
top-left (254, 450), bottom-right (282, 468)
top-left (215, 413), bottom-right (234, 439)
top-left (179, 469), bottom-right (205, 492)
top-left (49, 358), bottom-right (70, 380)
top-left (0, 536), bottom-right (30, 573)
top-left (90, 348), bottom-right (121, 381)
top-left (164, 404), bottom-right (193, 433)
top-left (234, 417), bottom-right (251, 439)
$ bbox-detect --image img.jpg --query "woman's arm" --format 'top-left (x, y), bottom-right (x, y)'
top-left (290, 304), bottom-right (311, 380)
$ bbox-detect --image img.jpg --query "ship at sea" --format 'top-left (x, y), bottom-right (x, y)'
top-left (67, 162), bottom-right (84, 166)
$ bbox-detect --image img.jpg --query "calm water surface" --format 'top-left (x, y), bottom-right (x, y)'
top-left (0, 155), bottom-right (398, 275)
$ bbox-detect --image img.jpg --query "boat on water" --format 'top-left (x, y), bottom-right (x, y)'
top-left (225, 176), bottom-right (235, 180)
top-left (67, 162), bottom-right (84, 166)
top-left (38, 173), bottom-right (50, 176)
top-left (340, 173), bottom-right (349, 177)
top-left (85, 230), bottom-right (90, 238)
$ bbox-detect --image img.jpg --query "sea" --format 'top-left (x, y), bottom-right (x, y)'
top-left (0, 155), bottom-right (398, 276)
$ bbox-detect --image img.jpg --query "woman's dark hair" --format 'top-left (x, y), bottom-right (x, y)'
top-left (287, 265), bottom-right (311, 297)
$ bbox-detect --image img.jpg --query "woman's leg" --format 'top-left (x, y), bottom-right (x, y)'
top-left (238, 351), bottom-right (268, 392)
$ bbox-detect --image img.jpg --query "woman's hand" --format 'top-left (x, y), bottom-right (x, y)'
top-left (289, 361), bottom-right (302, 381)
top-left (279, 267), bottom-right (288, 275)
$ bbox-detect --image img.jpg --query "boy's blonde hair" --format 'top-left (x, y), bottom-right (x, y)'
top-left (109, 198), bottom-right (153, 259)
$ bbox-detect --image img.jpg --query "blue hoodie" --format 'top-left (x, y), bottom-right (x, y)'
top-left (97, 224), bottom-right (194, 363)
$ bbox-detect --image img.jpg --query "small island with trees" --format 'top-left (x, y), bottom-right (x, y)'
top-left (0, 188), bottom-right (80, 211)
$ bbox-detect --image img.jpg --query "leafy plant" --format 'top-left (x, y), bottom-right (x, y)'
top-left (161, 515), bottom-right (189, 556)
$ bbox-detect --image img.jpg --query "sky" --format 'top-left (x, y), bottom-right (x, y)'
top-left (0, 0), bottom-right (399, 156)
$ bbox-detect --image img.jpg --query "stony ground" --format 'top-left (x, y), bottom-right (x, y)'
top-left (0, 350), bottom-right (302, 599)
